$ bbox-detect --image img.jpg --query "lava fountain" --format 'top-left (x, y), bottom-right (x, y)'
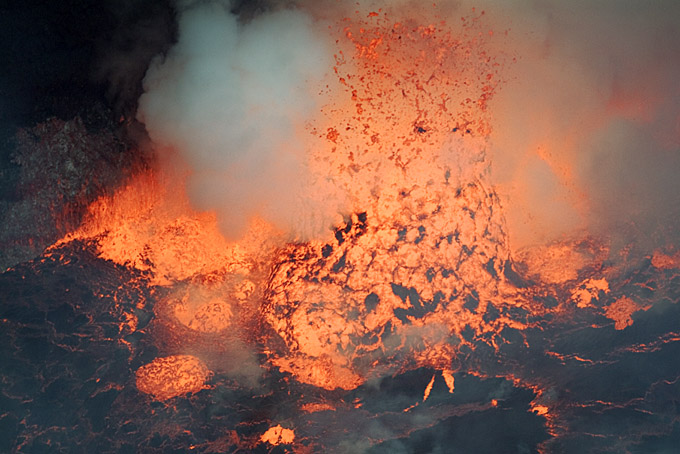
top-left (32, 2), bottom-right (678, 453)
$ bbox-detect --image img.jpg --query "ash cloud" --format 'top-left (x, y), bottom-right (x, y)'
top-left (138, 0), bottom-right (345, 241)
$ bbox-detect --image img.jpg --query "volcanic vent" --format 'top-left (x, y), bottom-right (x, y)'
top-left (5, 2), bottom-right (678, 453)
top-left (260, 10), bottom-right (523, 391)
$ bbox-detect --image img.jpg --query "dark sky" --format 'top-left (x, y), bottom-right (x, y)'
top-left (0, 0), bottom-right (174, 140)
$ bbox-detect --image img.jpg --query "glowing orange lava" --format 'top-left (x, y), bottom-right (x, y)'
top-left (135, 355), bottom-right (212, 401)
top-left (604, 296), bottom-right (651, 330)
top-left (651, 248), bottom-right (680, 270)
top-left (261, 9), bottom-right (528, 390)
top-left (56, 168), bottom-right (278, 285)
top-left (47, 10), bottom-right (651, 447)
top-left (260, 425), bottom-right (295, 446)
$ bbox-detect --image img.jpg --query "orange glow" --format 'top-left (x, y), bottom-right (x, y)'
top-left (300, 402), bottom-right (336, 413)
top-left (56, 168), bottom-right (278, 285)
top-left (57, 10), bottom-right (628, 396)
top-left (442, 369), bottom-right (455, 393)
top-left (515, 238), bottom-right (608, 285)
top-left (570, 278), bottom-right (609, 308)
top-left (261, 9), bottom-right (524, 391)
top-left (260, 425), bottom-right (295, 446)
top-left (423, 374), bottom-right (436, 402)
top-left (604, 296), bottom-right (651, 330)
top-left (651, 249), bottom-right (680, 269)
top-left (46, 11), bottom-right (658, 442)
top-left (531, 405), bottom-right (550, 416)
top-left (173, 297), bottom-right (232, 333)
top-left (135, 355), bottom-right (212, 401)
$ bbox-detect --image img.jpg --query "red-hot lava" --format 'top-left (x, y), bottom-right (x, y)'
top-left (135, 355), bottom-right (212, 401)
top-left (52, 7), bottom-right (659, 451)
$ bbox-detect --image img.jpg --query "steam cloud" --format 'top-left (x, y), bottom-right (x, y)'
top-left (138, 0), bottom-right (680, 252)
top-left (474, 0), bottom-right (680, 252)
top-left (138, 0), bottom-right (344, 241)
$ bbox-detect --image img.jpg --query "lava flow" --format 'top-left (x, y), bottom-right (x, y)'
top-left (42, 6), bottom-right (671, 453)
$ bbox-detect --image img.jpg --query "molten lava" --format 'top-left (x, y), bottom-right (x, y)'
top-left (604, 296), bottom-right (652, 330)
top-left (261, 9), bottom-right (521, 390)
top-left (56, 168), bottom-right (280, 286)
top-left (260, 425), bottom-right (295, 446)
top-left (46, 7), bottom-right (665, 451)
top-left (135, 355), bottom-right (212, 401)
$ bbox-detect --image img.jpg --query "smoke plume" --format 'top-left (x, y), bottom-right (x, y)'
top-left (138, 0), bottom-right (345, 241)
top-left (472, 0), bottom-right (680, 252)
top-left (138, 0), bottom-right (680, 253)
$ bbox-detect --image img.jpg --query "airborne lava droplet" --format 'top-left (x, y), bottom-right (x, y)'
top-left (260, 425), bottom-right (295, 446)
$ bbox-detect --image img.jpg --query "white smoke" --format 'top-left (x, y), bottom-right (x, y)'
top-left (138, 0), bottom-right (345, 241)
top-left (470, 0), bottom-right (680, 252)
top-left (138, 0), bottom-right (680, 253)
